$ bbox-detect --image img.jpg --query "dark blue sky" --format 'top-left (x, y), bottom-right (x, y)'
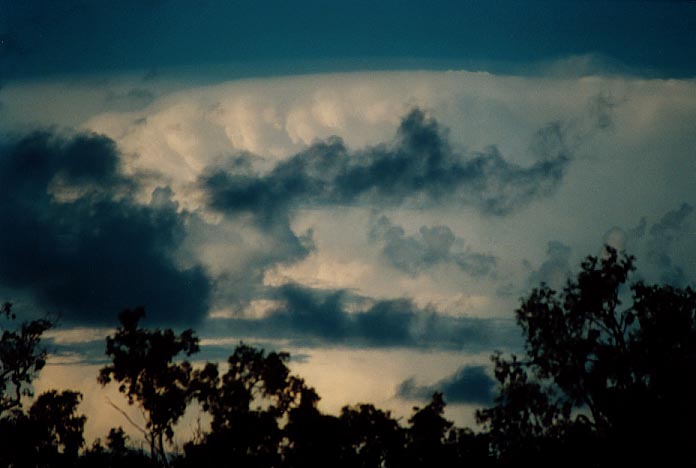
top-left (1, 0), bottom-right (695, 80)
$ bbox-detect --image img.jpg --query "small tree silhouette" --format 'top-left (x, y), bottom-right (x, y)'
top-left (0, 302), bottom-right (53, 415)
top-left (184, 343), bottom-right (309, 468)
top-left (29, 389), bottom-right (86, 459)
top-left (339, 403), bottom-right (405, 468)
top-left (406, 392), bottom-right (457, 468)
top-left (99, 307), bottom-right (199, 467)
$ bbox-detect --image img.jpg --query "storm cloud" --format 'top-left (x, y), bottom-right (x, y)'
top-left (602, 204), bottom-right (695, 288)
top-left (369, 215), bottom-right (497, 278)
top-left (397, 365), bottom-right (496, 405)
top-left (212, 283), bottom-right (519, 350)
top-left (202, 108), bottom-right (573, 220)
top-left (525, 241), bottom-right (573, 291)
top-left (647, 203), bottom-right (694, 286)
top-left (0, 131), bottom-right (211, 325)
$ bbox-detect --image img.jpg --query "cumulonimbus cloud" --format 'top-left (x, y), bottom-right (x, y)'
top-left (0, 131), bottom-right (211, 325)
top-left (201, 108), bottom-right (575, 221)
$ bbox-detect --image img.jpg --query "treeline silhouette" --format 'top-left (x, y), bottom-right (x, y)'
top-left (0, 248), bottom-right (694, 467)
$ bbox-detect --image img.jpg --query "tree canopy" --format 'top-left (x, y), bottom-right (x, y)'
top-left (477, 247), bottom-right (696, 465)
top-left (98, 307), bottom-right (199, 466)
top-left (0, 247), bottom-right (693, 467)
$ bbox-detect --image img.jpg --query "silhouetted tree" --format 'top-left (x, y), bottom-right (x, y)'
top-left (99, 307), bottom-right (199, 467)
top-left (0, 302), bottom-right (53, 415)
top-left (0, 389), bottom-right (86, 467)
top-left (338, 403), bottom-right (406, 468)
top-left (283, 386), bottom-right (346, 468)
top-left (80, 426), bottom-right (156, 468)
top-left (3, 246), bottom-right (687, 467)
top-left (478, 247), bottom-right (696, 465)
top-left (30, 389), bottom-right (86, 459)
top-left (446, 427), bottom-right (493, 467)
top-left (106, 427), bottom-right (130, 456)
top-left (184, 343), bottom-right (309, 468)
top-left (405, 392), bottom-right (460, 468)
top-left (0, 302), bottom-right (87, 467)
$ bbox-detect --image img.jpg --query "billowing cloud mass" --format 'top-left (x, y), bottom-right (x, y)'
top-left (0, 131), bottom-right (211, 325)
top-left (1, 0), bottom-right (695, 445)
top-left (603, 204), bottom-right (695, 289)
top-left (0, 72), bottom-right (694, 441)
top-left (369, 215), bottom-right (497, 278)
top-left (209, 283), bottom-right (519, 350)
top-left (193, 105), bottom-right (594, 317)
top-left (524, 241), bottom-right (573, 290)
top-left (646, 203), bottom-right (693, 286)
top-left (397, 365), bottom-right (496, 405)
top-left (202, 108), bottom-right (573, 219)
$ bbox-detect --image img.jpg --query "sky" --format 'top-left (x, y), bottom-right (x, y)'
top-left (1, 0), bottom-right (695, 446)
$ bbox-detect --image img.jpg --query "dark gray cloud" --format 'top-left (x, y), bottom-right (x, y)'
top-left (397, 365), bottom-right (496, 405)
top-left (649, 203), bottom-right (693, 241)
top-left (647, 203), bottom-right (694, 286)
top-left (525, 241), bottom-right (572, 290)
top-left (202, 108), bottom-right (573, 221)
top-left (44, 340), bottom-right (111, 367)
top-left (212, 283), bottom-right (519, 350)
top-left (603, 217), bottom-right (647, 255)
top-left (0, 131), bottom-right (211, 326)
top-left (627, 217), bottom-right (647, 242)
top-left (369, 215), bottom-right (497, 278)
top-left (601, 204), bottom-right (694, 288)
top-left (191, 209), bottom-right (316, 317)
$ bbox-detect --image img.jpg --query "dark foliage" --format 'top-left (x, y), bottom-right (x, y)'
top-left (79, 426), bottom-right (158, 468)
top-left (477, 247), bottom-right (696, 466)
top-left (183, 344), bottom-right (309, 468)
top-left (0, 302), bottom-right (52, 415)
top-left (1, 247), bottom-right (693, 467)
top-left (98, 307), bottom-right (199, 467)
top-left (0, 390), bottom-right (86, 467)
top-left (0, 302), bottom-right (88, 467)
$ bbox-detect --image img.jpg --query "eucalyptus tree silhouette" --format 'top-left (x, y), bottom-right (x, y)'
top-left (0, 302), bottom-right (87, 467)
top-left (0, 389), bottom-right (86, 467)
top-left (99, 307), bottom-right (199, 467)
top-left (183, 343), bottom-right (309, 468)
top-left (283, 386), bottom-right (346, 468)
top-left (0, 302), bottom-right (53, 415)
top-left (405, 392), bottom-right (458, 467)
top-left (338, 403), bottom-right (405, 468)
top-left (477, 247), bottom-right (696, 466)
